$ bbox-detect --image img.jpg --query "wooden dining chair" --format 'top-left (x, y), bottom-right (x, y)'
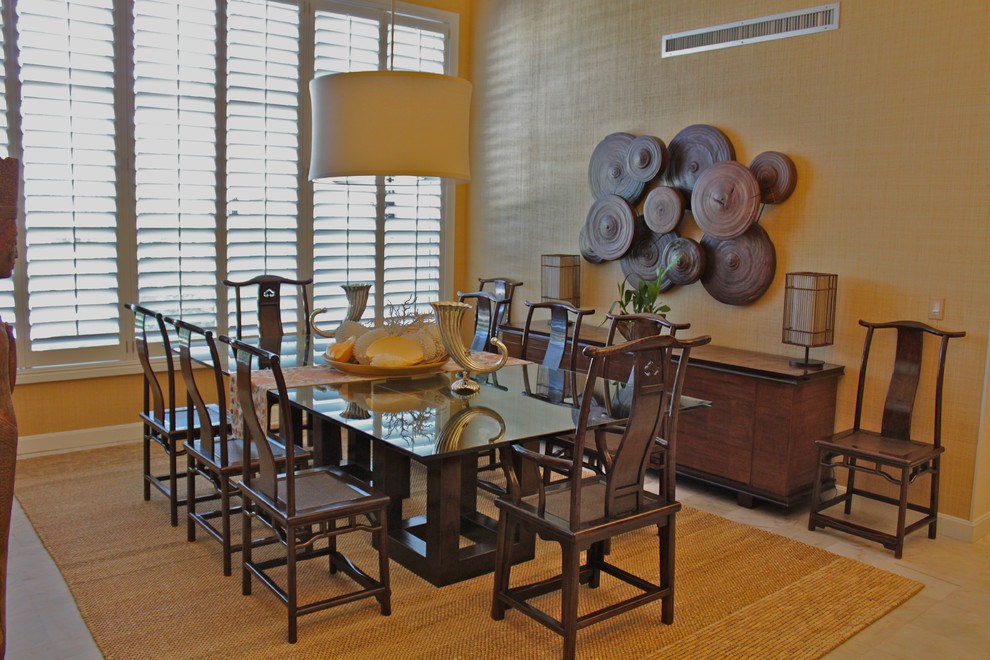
top-left (171, 317), bottom-right (310, 576)
top-left (223, 274), bottom-right (313, 354)
top-left (477, 276), bottom-right (523, 326)
top-left (809, 320), bottom-right (965, 558)
top-left (491, 333), bottom-right (710, 659)
top-left (458, 290), bottom-right (511, 353)
top-left (223, 337), bottom-right (392, 643)
top-left (520, 300), bottom-right (594, 374)
top-left (126, 303), bottom-right (223, 526)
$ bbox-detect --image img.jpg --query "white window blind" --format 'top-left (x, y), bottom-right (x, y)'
top-left (312, 9), bottom-right (379, 326)
top-left (133, 0), bottom-right (218, 329)
top-left (0, 7), bottom-right (13, 326)
top-left (312, 6), bottom-right (448, 325)
top-left (17, 0), bottom-right (120, 353)
top-left (225, 0), bottom-right (301, 337)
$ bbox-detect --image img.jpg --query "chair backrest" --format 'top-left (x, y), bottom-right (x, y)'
top-left (568, 333), bottom-right (710, 524)
top-left (171, 317), bottom-right (230, 466)
top-left (604, 312), bottom-right (691, 380)
top-left (521, 300), bottom-right (594, 372)
top-left (478, 277), bottom-right (522, 325)
top-left (126, 303), bottom-right (178, 426)
top-left (457, 290), bottom-right (510, 353)
top-left (853, 320), bottom-right (965, 446)
top-left (222, 336), bottom-right (298, 514)
top-left (223, 275), bottom-right (313, 351)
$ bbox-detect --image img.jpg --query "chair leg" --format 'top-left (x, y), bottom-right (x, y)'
top-left (186, 454), bottom-right (196, 542)
top-left (808, 447), bottom-right (826, 531)
top-left (169, 440), bottom-right (179, 527)
top-left (894, 467), bottom-right (910, 559)
top-left (660, 517), bottom-right (675, 624)
top-left (587, 541), bottom-right (604, 589)
top-left (143, 429), bottom-right (151, 501)
top-left (560, 543), bottom-right (581, 660)
top-left (491, 512), bottom-right (512, 620)
top-left (242, 502), bottom-right (253, 596)
top-left (287, 526), bottom-right (298, 644)
top-left (928, 457), bottom-right (941, 539)
top-left (221, 475), bottom-right (232, 577)
top-left (328, 518), bottom-right (337, 575)
top-left (377, 510), bottom-right (392, 616)
top-left (843, 456), bottom-right (857, 515)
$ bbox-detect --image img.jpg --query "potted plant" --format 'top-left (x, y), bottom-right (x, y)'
top-left (608, 266), bottom-right (672, 340)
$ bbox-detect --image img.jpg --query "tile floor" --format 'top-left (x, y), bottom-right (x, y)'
top-left (5, 464), bottom-right (990, 659)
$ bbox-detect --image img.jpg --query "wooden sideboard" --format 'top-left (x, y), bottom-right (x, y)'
top-left (498, 322), bottom-right (844, 507)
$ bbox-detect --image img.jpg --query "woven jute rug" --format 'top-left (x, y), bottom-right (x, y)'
top-left (14, 444), bottom-right (921, 659)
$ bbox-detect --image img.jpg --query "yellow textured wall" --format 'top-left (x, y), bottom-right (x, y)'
top-left (468, 0), bottom-right (990, 520)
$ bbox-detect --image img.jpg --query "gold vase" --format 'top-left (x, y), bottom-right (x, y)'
top-left (430, 300), bottom-right (508, 396)
top-left (310, 282), bottom-right (373, 337)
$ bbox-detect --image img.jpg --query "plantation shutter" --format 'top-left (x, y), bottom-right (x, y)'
top-left (17, 0), bottom-right (120, 354)
top-left (225, 0), bottom-right (300, 337)
top-left (133, 0), bottom-right (218, 328)
top-left (311, 8), bottom-right (379, 327)
top-left (0, 7), bottom-right (12, 326)
top-left (312, 6), bottom-right (449, 325)
top-left (382, 22), bottom-right (447, 317)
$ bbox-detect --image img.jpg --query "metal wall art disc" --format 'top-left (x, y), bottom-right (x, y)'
top-left (691, 160), bottom-right (762, 240)
top-left (665, 236), bottom-right (706, 285)
top-left (586, 194), bottom-right (639, 261)
top-left (642, 185), bottom-right (684, 234)
top-left (626, 135), bottom-right (668, 182)
top-left (665, 124), bottom-right (735, 205)
top-left (579, 222), bottom-right (604, 264)
top-left (701, 224), bottom-right (776, 305)
top-left (749, 151), bottom-right (797, 204)
top-left (588, 132), bottom-right (646, 202)
top-left (621, 228), bottom-right (678, 292)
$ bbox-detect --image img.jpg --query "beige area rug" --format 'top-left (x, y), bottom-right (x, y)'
top-left (14, 444), bottom-right (921, 659)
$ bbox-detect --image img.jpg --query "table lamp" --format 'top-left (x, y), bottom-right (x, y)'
top-left (782, 272), bottom-right (837, 369)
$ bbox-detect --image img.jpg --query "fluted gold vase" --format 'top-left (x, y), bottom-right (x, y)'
top-left (431, 300), bottom-right (508, 396)
top-left (310, 282), bottom-right (373, 337)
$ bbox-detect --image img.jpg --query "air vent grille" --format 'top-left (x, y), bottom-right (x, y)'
top-left (662, 3), bottom-right (839, 57)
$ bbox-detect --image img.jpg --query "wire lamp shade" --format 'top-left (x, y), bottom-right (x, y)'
top-left (541, 254), bottom-right (581, 306)
top-left (782, 272), bottom-right (837, 369)
top-left (309, 71), bottom-right (471, 181)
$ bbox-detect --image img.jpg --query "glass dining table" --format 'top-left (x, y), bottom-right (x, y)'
top-left (284, 363), bottom-right (709, 587)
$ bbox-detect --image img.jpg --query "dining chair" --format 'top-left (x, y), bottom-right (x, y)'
top-left (808, 320), bottom-right (965, 558)
top-left (457, 290), bottom-right (511, 353)
top-left (171, 317), bottom-right (310, 576)
top-left (223, 337), bottom-right (392, 643)
top-left (491, 333), bottom-right (711, 659)
top-left (126, 303), bottom-right (223, 526)
top-left (477, 276), bottom-right (523, 326)
top-left (223, 274), bottom-right (313, 353)
top-left (520, 300), bottom-right (594, 374)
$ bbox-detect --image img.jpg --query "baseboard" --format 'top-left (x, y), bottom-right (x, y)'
top-left (17, 423), bottom-right (141, 458)
top-left (939, 511), bottom-right (990, 543)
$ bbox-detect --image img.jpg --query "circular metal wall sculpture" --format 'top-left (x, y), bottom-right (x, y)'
top-left (585, 194), bottom-right (639, 261)
top-left (665, 124), bottom-right (735, 205)
top-left (621, 228), bottom-right (677, 291)
top-left (588, 132), bottom-right (646, 202)
top-left (750, 151), bottom-right (798, 204)
top-left (664, 236), bottom-right (706, 286)
top-left (626, 135), bottom-right (668, 183)
top-left (642, 185), bottom-right (684, 234)
top-left (579, 222), bottom-right (604, 264)
top-left (701, 224), bottom-right (776, 306)
top-left (691, 160), bottom-right (762, 240)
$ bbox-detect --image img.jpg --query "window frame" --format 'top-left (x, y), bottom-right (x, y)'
top-left (1, 0), bottom-right (460, 384)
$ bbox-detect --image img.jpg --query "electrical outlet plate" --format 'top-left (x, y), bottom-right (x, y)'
top-left (929, 298), bottom-right (944, 320)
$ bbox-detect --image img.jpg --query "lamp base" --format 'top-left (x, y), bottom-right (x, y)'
top-left (789, 357), bottom-right (824, 370)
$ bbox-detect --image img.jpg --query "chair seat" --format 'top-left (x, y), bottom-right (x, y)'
top-left (816, 429), bottom-right (943, 467)
top-left (186, 435), bottom-right (311, 474)
top-left (242, 466), bottom-right (390, 525)
top-left (141, 403), bottom-right (223, 437)
top-left (499, 478), bottom-right (679, 538)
